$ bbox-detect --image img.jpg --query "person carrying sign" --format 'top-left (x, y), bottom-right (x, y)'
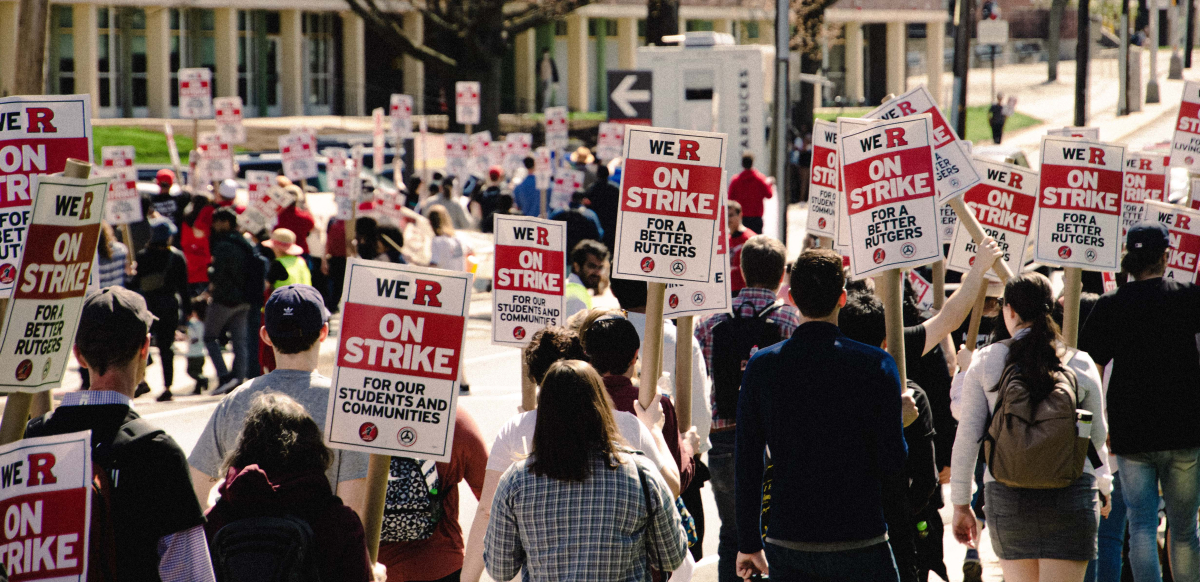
top-left (25, 288), bottom-right (215, 582)
top-left (131, 217), bottom-right (190, 402)
top-left (1079, 222), bottom-right (1200, 582)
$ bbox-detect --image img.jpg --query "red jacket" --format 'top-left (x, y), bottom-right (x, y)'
top-left (728, 168), bottom-right (774, 217)
top-left (603, 375), bottom-right (695, 491)
top-left (180, 206), bottom-right (212, 285)
top-left (276, 205), bottom-right (316, 254)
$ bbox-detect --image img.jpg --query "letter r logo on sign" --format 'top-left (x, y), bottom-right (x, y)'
top-left (677, 140), bottom-right (700, 161)
top-left (897, 101), bottom-right (916, 116)
top-left (885, 128), bottom-right (908, 148)
top-left (537, 227), bottom-right (548, 246)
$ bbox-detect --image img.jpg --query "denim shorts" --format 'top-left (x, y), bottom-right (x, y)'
top-left (985, 473), bottom-right (1099, 561)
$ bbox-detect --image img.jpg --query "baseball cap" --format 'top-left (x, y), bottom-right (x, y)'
top-left (76, 287), bottom-right (157, 349)
top-left (488, 165), bottom-right (503, 181)
top-left (155, 168), bottom-right (175, 186)
top-left (1127, 220), bottom-right (1170, 253)
top-left (219, 178), bottom-right (239, 200)
top-left (149, 215), bottom-right (177, 244)
top-left (264, 284), bottom-right (330, 341)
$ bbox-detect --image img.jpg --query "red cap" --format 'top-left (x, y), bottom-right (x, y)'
top-left (156, 168), bottom-right (175, 186)
top-left (488, 165), bottom-right (503, 180)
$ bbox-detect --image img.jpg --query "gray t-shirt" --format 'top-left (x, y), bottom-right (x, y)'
top-left (188, 369), bottom-right (370, 489)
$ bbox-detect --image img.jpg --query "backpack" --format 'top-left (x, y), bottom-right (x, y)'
top-left (241, 243), bottom-right (269, 306)
top-left (210, 515), bottom-right (320, 582)
top-left (710, 303), bottom-right (784, 421)
top-left (982, 342), bottom-right (1094, 489)
top-left (380, 457), bottom-right (446, 542)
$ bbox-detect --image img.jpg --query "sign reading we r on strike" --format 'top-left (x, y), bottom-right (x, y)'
top-left (1035, 136), bottom-right (1126, 270)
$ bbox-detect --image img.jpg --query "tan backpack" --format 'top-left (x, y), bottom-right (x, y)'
top-left (983, 343), bottom-right (1095, 489)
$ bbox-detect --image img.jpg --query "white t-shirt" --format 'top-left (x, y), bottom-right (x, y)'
top-left (486, 409), bottom-right (669, 473)
top-left (430, 234), bottom-right (468, 271)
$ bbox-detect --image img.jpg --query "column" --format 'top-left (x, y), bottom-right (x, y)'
top-left (595, 20), bottom-right (607, 114)
top-left (342, 12), bottom-right (365, 116)
top-left (567, 13), bottom-right (589, 112)
top-left (515, 30), bottom-right (536, 113)
top-left (279, 9), bottom-right (304, 116)
top-left (146, 6), bottom-right (172, 117)
top-left (845, 22), bottom-right (864, 105)
top-left (0, 2), bottom-right (14, 96)
top-left (925, 20), bottom-right (944, 107)
top-left (214, 8), bottom-right (238, 97)
top-left (72, 4), bottom-right (99, 112)
top-left (617, 17), bottom-right (638, 68)
top-left (403, 12), bottom-right (424, 114)
top-left (886, 21), bottom-right (905, 97)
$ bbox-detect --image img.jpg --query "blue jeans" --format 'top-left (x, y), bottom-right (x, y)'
top-left (764, 541), bottom-right (900, 582)
top-left (1086, 471), bottom-right (1128, 582)
top-left (708, 431), bottom-right (738, 582)
top-left (1117, 448), bottom-right (1200, 582)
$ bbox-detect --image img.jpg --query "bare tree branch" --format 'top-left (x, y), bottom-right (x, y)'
top-left (345, 0), bottom-right (459, 67)
top-left (790, 0), bottom-right (839, 58)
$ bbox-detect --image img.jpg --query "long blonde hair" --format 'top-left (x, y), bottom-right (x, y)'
top-left (428, 206), bottom-right (455, 237)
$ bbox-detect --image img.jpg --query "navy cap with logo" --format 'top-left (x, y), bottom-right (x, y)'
top-left (1127, 220), bottom-right (1170, 254)
top-left (265, 284), bottom-right (331, 340)
top-left (76, 287), bottom-right (158, 348)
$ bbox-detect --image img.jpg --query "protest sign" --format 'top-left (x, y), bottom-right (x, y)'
top-left (390, 94), bottom-right (413, 138)
top-left (534, 147), bottom-right (552, 191)
top-left (664, 182), bottom-right (731, 317)
top-left (195, 132), bottom-right (234, 183)
top-left (213, 96), bottom-right (246, 144)
top-left (444, 133), bottom-right (469, 178)
top-left (373, 108), bottom-right (386, 175)
top-left (907, 270), bottom-right (935, 313)
top-left (503, 133), bottom-right (532, 177)
top-left (0, 430), bottom-right (92, 581)
top-left (865, 86), bottom-right (981, 203)
top-left (947, 159), bottom-right (1037, 276)
top-left (99, 146), bottom-right (140, 225)
top-left (1122, 152), bottom-right (1170, 237)
top-left (1035, 136), bottom-right (1126, 270)
top-left (492, 216), bottom-right (566, 346)
top-left (455, 82), bottom-right (481, 127)
top-left (164, 123), bottom-right (181, 173)
top-left (838, 114), bottom-right (941, 278)
top-left (545, 107), bottom-right (569, 152)
top-left (597, 122), bottom-right (625, 162)
top-left (1048, 127), bottom-right (1101, 140)
top-left (806, 119), bottom-right (838, 238)
top-left (835, 117), bottom-right (878, 251)
top-left (1172, 81), bottom-right (1200, 173)
top-left (0, 176), bottom-right (107, 391)
top-left (468, 132), bottom-right (492, 179)
top-left (239, 171), bottom-right (297, 233)
top-left (1145, 199), bottom-right (1200, 282)
top-left (612, 126), bottom-right (726, 284)
top-left (177, 68), bottom-right (213, 119)
top-left (325, 259), bottom-right (471, 461)
top-left (550, 169), bottom-right (583, 211)
top-left (938, 204), bottom-right (958, 243)
top-left (279, 132), bottom-right (318, 182)
top-left (0, 96), bottom-right (92, 299)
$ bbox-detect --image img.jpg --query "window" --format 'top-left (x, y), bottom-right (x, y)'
top-left (303, 12), bottom-right (336, 113)
top-left (686, 20), bottom-right (714, 32)
top-left (745, 21), bottom-right (760, 39)
top-left (48, 6), bottom-right (75, 96)
top-left (555, 20), bottom-right (568, 36)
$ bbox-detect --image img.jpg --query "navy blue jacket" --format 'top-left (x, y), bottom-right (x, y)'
top-left (735, 321), bottom-right (908, 552)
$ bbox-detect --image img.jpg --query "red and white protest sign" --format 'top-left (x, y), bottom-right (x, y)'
top-left (164, 123), bottom-right (181, 173)
top-left (390, 94), bottom-right (413, 138)
top-left (865, 86), bottom-right (981, 203)
top-left (455, 81), bottom-right (481, 126)
top-left (806, 119), bottom-right (838, 238)
top-left (0, 176), bottom-right (107, 391)
top-left (1171, 81), bottom-right (1200, 172)
top-left (613, 126), bottom-right (726, 284)
top-left (444, 133), bottom-right (468, 178)
top-left (0, 96), bottom-right (92, 299)
top-left (178, 68), bottom-right (213, 119)
top-left (545, 107), bottom-right (569, 152)
top-left (196, 132), bottom-right (234, 183)
top-left (468, 131), bottom-right (492, 179)
top-left (0, 430), bottom-right (92, 581)
top-left (1035, 136), bottom-right (1126, 270)
top-left (327, 149), bottom-right (355, 220)
top-left (838, 114), bottom-right (941, 278)
top-left (1048, 127), bottom-right (1100, 140)
top-left (947, 159), bottom-right (1037, 276)
top-left (213, 96), bottom-right (246, 144)
top-left (503, 133), bottom-right (532, 176)
top-left (597, 122), bottom-right (625, 162)
top-left (1145, 199), bottom-right (1200, 282)
top-left (99, 146), bottom-right (140, 225)
top-left (239, 171), bottom-right (297, 233)
top-left (938, 204), bottom-right (958, 243)
top-left (279, 132), bottom-right (318, 182)
top-left (1122, 152), bottom-right (1170, 237)
top-left (907, 270), bottom-right (935, 313)
top-left (664, 182), bottom-right (730, 317)
top-left (550, 169), bottom-right (583, 211)
top-left (835, 117), bottom-right (877, 255)
top-left (325, 260), bottom-right (472, 461)
top-left (534, 147), bottom-right (552, 191)
top-left (492, 215), bottom-right (566, 346)
top-left (373, 108), bottom-right (386, 175)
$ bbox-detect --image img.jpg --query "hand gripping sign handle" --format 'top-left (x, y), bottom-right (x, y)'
top-left (638, 283), bottom-right (668, 411)
top-left (674, 316), bottom-right (693, 432)
top-left (948, 197), bottom-right (1015, 282)
top-left (0, 159), bottom-right (91, 445)
top-left (362, 454), bottom-right (391, 562)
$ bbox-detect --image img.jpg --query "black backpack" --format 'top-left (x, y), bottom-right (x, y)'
top-left (241, 243), bottom-right (269, 306)
top-left (210, 515), bottom-right (320, 582)
top-left (380, 457), bottom-right (446, 542)
top-left (711, 303), bottom-right (784, 421)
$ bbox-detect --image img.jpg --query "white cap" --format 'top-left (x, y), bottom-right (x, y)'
top-left (219, 179), bottom-right (238, 199)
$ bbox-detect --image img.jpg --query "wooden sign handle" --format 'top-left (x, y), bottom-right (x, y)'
top-left (1061, 267), bottom-right (1083, 348)
top-left (674, 316), bottom-right (693, 432)
top-left (362, 453), bottom-right (391, 563)
top-left (879, 269), bottom-right (908, 385)
top-left (965, 285), bottom-right (989, 352)
top-left (638, 283), bottom-right (667, 411)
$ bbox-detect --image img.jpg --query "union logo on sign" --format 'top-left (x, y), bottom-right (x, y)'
top-left (900, 243), bottom-right (916, 258)
top-left (1085, 248), bottom-right (1097, 262)
top-left (818, 217), bottom-right (827, 229)
top-left (1058, 246), bottom-right (1073, 260)
top-left (640, 257), bottom-right (655, 272)
top-left (397, 427), bottom-right (418, 447)
top-left (0, 264), bottom-right (15, 284)
top-left (691, 291), bottom-right (706, 306)
top-left (873, 248), bottom-right (886, 264)
top-left (668, 294), bottom-right (679, 309)
top-left (670, 260), bottom-right (687, 276)
top-left (359, 423), bottom-right (378, 442)
top-left (513, 326), bottom-right (526, 340)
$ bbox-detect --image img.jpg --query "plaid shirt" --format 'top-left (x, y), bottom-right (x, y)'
top-left (694, 287), bottom-right (802, 430)
top-left (485, 453), bottom-right (688, 582)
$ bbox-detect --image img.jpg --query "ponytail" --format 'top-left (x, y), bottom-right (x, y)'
top-left (999, 273), bottom-right (1064, 404)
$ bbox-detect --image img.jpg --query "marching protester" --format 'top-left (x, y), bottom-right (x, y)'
top-left (512, 156), bottom-right (541, 217)
top-left (419, 176), bottom-right (472, 230)
top-left (734, 249), bottom-right (908, 582)
top-left (132, 216), bottom-right (189, 401)
top-left (264, 228), bottom-right (312, 289)
top-left (322, 215), bottom-right (349, 311)
top-left (181, 193), bottom-right (214, 299)
top-left (725, 201), bottom-right (756, 296)
top-left (96, 223), bottom-right (132, 288)
top-left (483, 360), bottom-right (688, 581)
top-left (147, 168), bottom-right (188, 228)
top-left (953, 273), bottom-right (1111, 582)
top-left (727, 152), bottom-right (773, 234)
top-left (428, 207), bottom-right (474, 272)
top-left (1080, 221), bottom-right (1200, 582)
top-left (565, 240), bottom-right (609, 318)
top-left (26, 287), bottom-right (214, 581)
top-left (584, 163), bottom-right (619, 252)
top-left (205, 208), bottom-right (265, 394)
top-left (548, 190), bottom-right (604, 255)
top-left (203, 392), bottom-right (373, 582)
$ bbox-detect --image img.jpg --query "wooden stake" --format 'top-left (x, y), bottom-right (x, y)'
top-left (521, 358), bottom-right (537, 412)
top-left (120, 225), bottom-right (135, 269)
top-left (932, 260), bottom-right (947, 311)
top-left (638, 283), bottom-right (667, 411)
top-left (879, 269), bottom-right (908, 384)
top-left (674, 316), bottom-right (693, 432)
top-left (1061, 267), bottom-right (1084, 347)
top-left (362, 453), bottom-right (391, 562)
top-left (948, 197), bottom-right (1014, 281)
top-left (965, 285), bottom-right (989, 352)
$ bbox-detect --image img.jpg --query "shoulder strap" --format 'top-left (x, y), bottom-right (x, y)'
top-left (633, 459), bottom-right (666, 575)
top-left (754, 303), bottom-right (783, 320)
top-left (111, 417), bottom-right (165, 450)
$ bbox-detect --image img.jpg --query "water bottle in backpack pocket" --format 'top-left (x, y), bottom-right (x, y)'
top-left (381, 457), bottom-right (446, 542)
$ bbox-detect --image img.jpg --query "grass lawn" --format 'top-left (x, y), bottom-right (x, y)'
top-left (93, 126), bottom-right (194, 165)
top-left (814, 105), bottom-right (1041, 144)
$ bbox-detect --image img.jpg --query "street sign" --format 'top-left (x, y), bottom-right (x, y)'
top-left (606, 70), bottom-right (652, 125)
top-left (280, 131), bottom-right (318, 182)
top-left (0, 176), bottom-right (108, 391)
top-left (544, 106), bottom-right (569, 152)
top-left (178, 68), bottom-right (213, 119)
top-left (390, 94), bottom-right (414, 138)
top-left (1171, 80), bottom-right (1200, 172)
top-left (946, 158), bottom-right (1038, 277)
top-left (664, 184), bottom-right (731, 317)
top-left (492, 215), bottom-right (566, 346)
top-left (838, 114), bottom-right (941, 278)
top-left (1035, 136), bottom-right (1126, 270)
top-left (1145, 199), bottom-right (1200, 282)
top-left (455, 81), bottom-right (481, 127)
top-left (612, 125), bottom-right (726, 284)
top-left (214, 96), bottom-right (246, 144)
top-left (977, 19), bottom-right (1009, 45)
top-left (1121, 152), bottom-right (1170, 237)
top-left (100, 146), bottom-right (141, 225)
top-left (324, 259), bottom-right (471, 461)
top-left (806, 119), bottom-right (838, 238)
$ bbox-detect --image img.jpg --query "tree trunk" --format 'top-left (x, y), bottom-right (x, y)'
top-left (645, 0), bottom-right (679, 46)
top-left (457, 55), bottom-right (505, 135)
top-left (1047, 0), bottom-right (1068, 81)
top-left (794, 54), bottom-right (822, 134)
